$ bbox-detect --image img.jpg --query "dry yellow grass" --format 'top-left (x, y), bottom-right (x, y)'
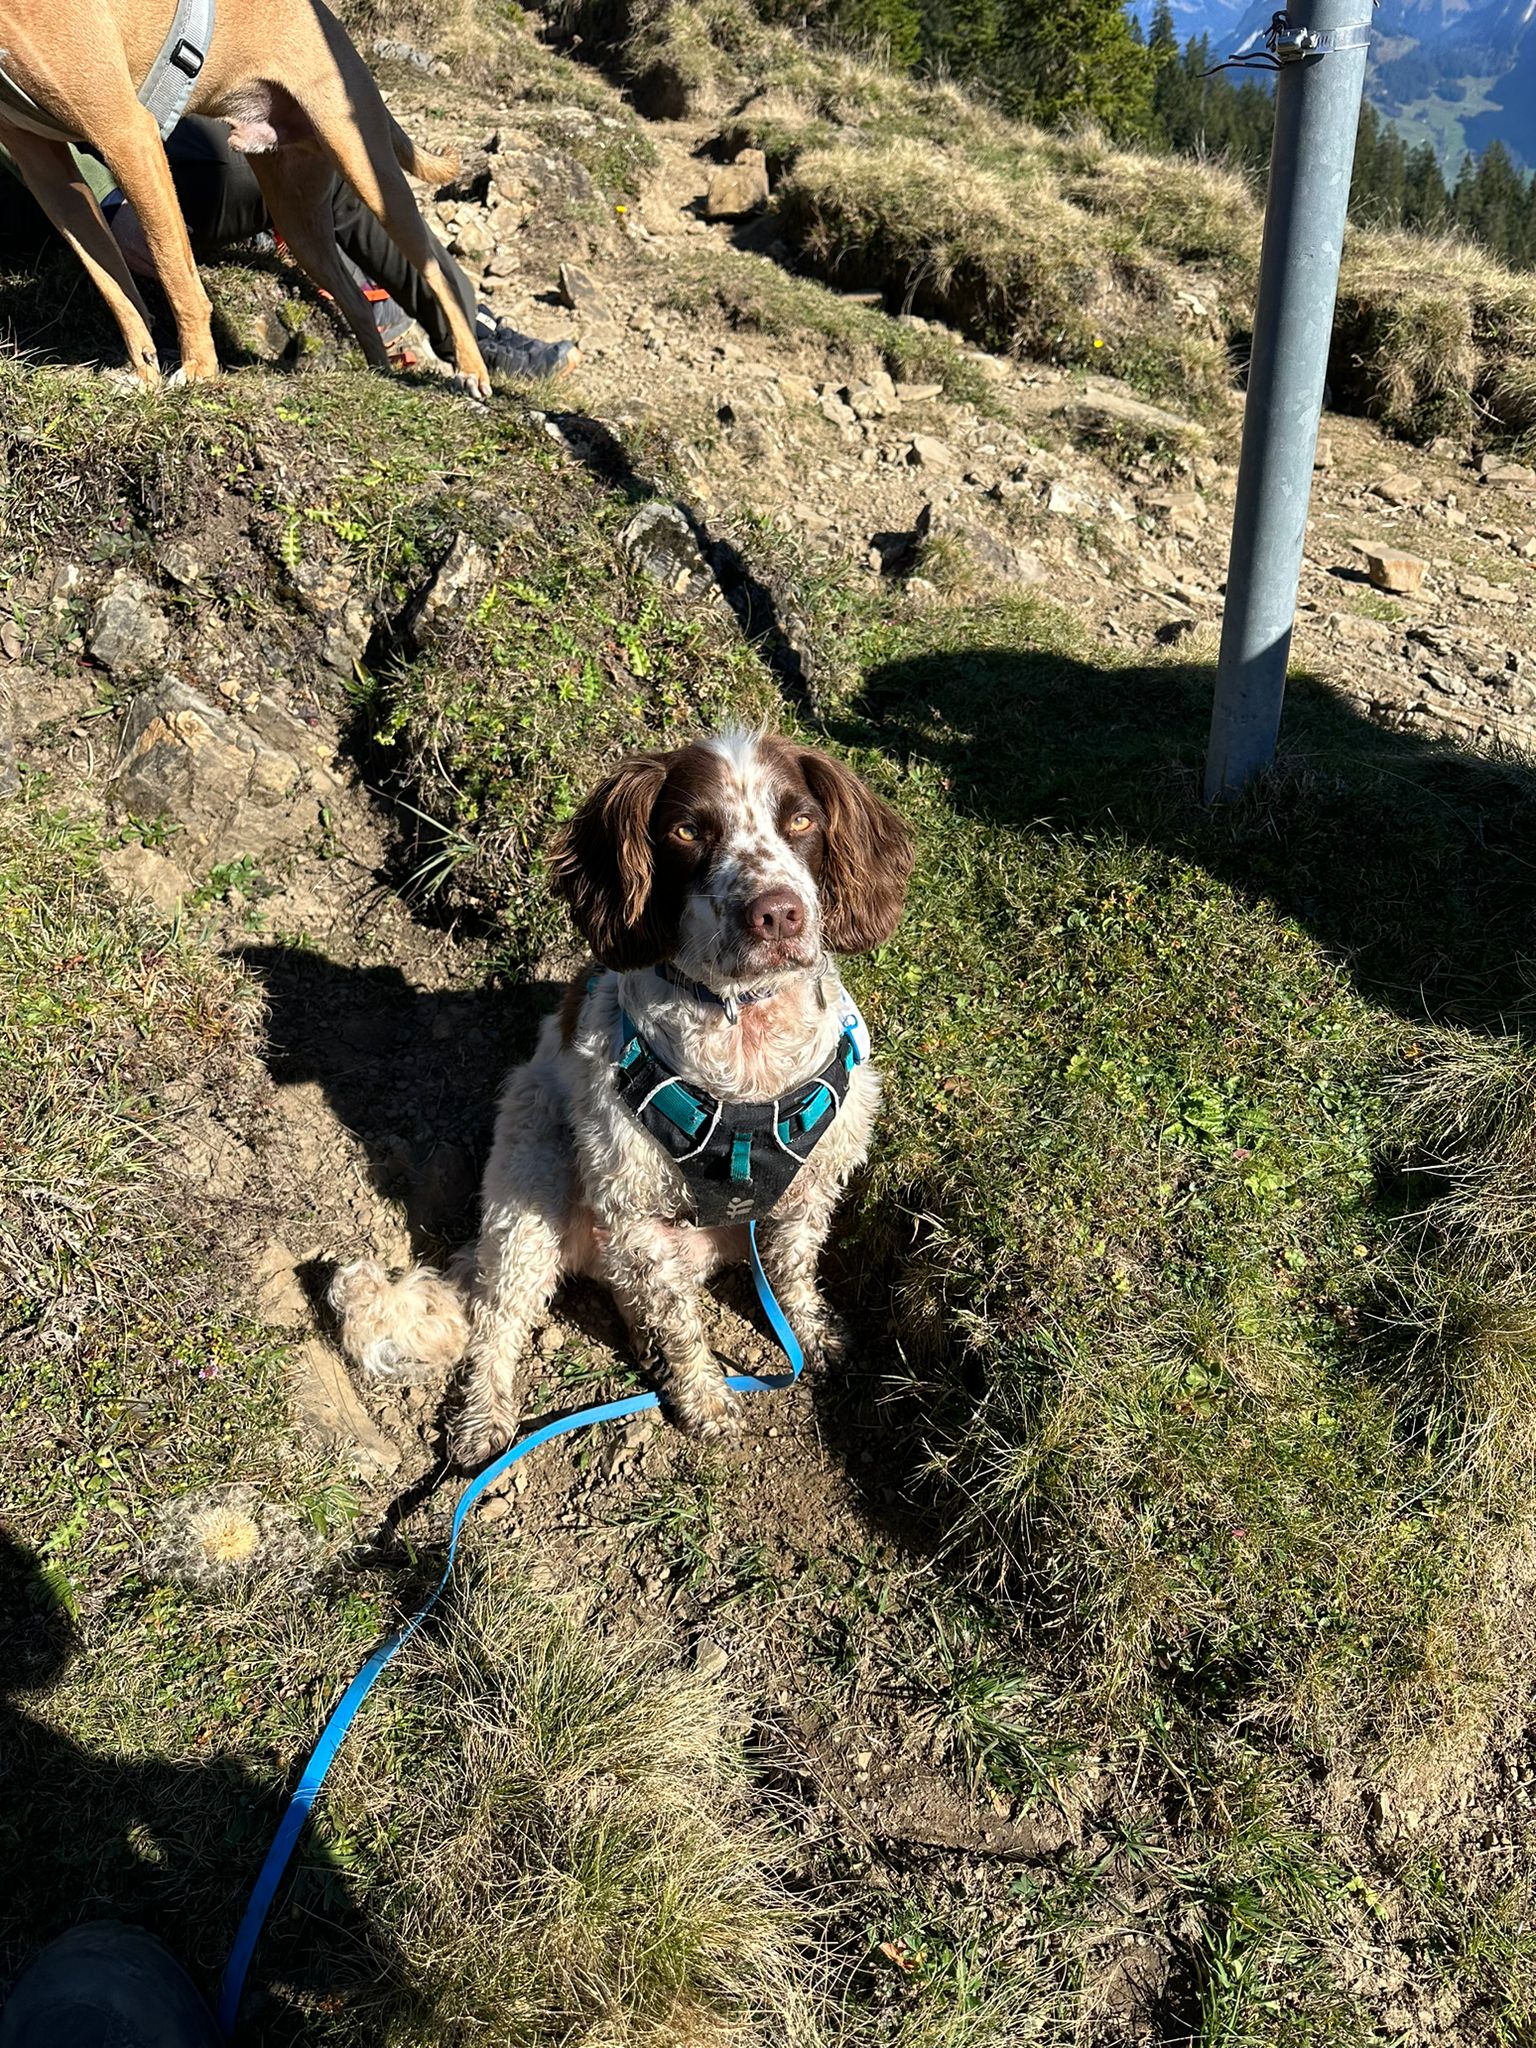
top-left (329, 1568), bottom-right (821, 2048)
top-left (564, 0), bottom-right (1536, 438)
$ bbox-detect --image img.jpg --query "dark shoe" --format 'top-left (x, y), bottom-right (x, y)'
top-left (0, 1922), bottom-right (220, 2048)
top-left (477, 319), bottom-right (580, 382)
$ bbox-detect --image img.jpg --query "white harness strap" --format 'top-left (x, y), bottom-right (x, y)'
top-left (0, 0), bottom-right (215, 144)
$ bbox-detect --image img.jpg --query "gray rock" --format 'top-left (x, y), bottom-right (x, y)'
top-left (1141, 491), bottom-right (1208, 539)
top-left (693, 1637), bottom-right (729, 1681)
top-left (112, 677), bottom-right (338, 865)
top-left (449, 213), bottom-right (493, 266)
top-left (490, 149), bottom-right (594, 211)
top-left (619, 502), bottom-right (715, 599)
top-left (157, 540), bottom-right (203, 587)
top-left (289, 558), bottom-right (373, 671)
top-left (401, 533), bottom-right (490, 648)
top-left (906, 434), bottom-right (954, 470)
top-left (1478, 456), bottom-right (1536, 487)
top-left (557, 262), bottom-right (612, 324)
top-left (89, 575), bottom-right (168, 678)
top-left (1359, 546), bottom-right (1428, 595)
top-left (1368, 472), bottom-right (1421, 506)
top-left (915, 504), bottom-right (1046, 589)
top-left (48, 561), bottom-right (85, 610)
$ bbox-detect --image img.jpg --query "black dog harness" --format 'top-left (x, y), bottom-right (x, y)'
top-left (613, 1001), bottom-right (865, 1227)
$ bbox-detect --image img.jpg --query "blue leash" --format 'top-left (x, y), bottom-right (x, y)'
top-left (216, 1220), bottom-right (803, 2038)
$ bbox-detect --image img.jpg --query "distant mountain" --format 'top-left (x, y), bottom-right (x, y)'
top-left (1374, 0), bottom-right (1536, 171)
top-left (1131, 0), bottom-right (1534, 172)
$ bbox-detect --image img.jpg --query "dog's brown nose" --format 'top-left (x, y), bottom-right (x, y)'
top-left (744, 888), bottom-right (805, 940)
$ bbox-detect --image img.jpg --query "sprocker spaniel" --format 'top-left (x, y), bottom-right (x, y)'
top-left (331, 731), bottom-right (914, 1466)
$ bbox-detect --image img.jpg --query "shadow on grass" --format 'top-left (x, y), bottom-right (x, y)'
top-left (845, 640), bottom-right (1536, 1036)
top-left (0, 1531), bottom-right (409, 2046)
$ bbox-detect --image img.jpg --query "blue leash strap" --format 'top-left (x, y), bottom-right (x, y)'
top-left (216, 1221), bottom-right (801, 2038)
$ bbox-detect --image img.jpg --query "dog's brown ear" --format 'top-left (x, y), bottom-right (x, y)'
top-left (797, 749), bottom-right (914, 953)
top-left (549, 752), bottom-right (672, 967)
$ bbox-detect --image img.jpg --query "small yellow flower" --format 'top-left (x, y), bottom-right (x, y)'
top-left (1093, 336), bottom-right (1105, 349)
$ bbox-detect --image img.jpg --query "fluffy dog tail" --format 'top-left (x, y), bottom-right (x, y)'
top-left (388, 112), bottom-right (460, 189)
top-left (329, 1260), bottom-right (471, 1378)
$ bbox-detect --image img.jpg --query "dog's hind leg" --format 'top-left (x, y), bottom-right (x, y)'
top-left (247, 148), bottom-right (391, 372)
top-left (0, 122), bottom-right (161, 379)
top-left (281, 9), bottom-right (492, 397)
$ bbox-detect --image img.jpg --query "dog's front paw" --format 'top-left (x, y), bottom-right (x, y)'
top-left (672, 1373), bottom-right (742, 1442)
top-left (805, 1311), bottom-right (850, 1369)
top-left (450, 1402), bottom-right (521, 1474)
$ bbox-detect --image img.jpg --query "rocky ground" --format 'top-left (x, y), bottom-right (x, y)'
top-left (410, 99), bottom-right (1536, 752)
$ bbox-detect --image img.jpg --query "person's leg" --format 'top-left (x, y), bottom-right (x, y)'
top-left (0, 169), bottom-right (66, 266)
top-left (247, 149), bottom-right (392, 372)
top-left (326, 170), bottom-right (469, 356)
top-left (0, 1922), bottom-right (220, 2048)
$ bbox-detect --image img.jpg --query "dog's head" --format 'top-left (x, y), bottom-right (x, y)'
top-left (550, 731), bottom-right (914, 986)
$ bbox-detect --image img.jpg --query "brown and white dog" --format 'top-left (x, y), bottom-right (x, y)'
top-left (332, 731), bottom-right (915, 1465)
top-left (0, 0), bottom-right (490, 392)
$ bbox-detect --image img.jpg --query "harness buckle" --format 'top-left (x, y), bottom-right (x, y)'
top-left (170, 37), bottom-right (205, 76)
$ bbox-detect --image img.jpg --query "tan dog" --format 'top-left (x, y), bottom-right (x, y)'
top-left (0, 0), bottom-right (491, 392)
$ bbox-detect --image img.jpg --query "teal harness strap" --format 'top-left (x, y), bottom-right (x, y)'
top-left (613, 1005), bottom-right (863, 1227)
top-left (217, 1222), bottom-right (803, 2038)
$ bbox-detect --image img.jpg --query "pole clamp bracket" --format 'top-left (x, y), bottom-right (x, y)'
top-left (1205, 4), bottom-right (1373, 73)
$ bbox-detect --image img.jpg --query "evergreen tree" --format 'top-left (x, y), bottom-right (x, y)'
top-left (1402, 141), bottom-right (1449, 235)
top-left (990, 0), bottom-right (1155, 139)
top-left (836, 0), bottom-right (924, 67)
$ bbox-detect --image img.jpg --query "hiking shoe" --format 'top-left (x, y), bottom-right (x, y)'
top-left (0, 1922), bottom-right (221, 2048)
top-left (480, 327), bottom-right (580, 382)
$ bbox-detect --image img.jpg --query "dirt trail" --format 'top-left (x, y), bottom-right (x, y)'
top-left (461, 109), bottom-right (1536, 753)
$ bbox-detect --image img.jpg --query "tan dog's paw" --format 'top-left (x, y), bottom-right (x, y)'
top-left (673, 1373), bottom-right (742, 1441)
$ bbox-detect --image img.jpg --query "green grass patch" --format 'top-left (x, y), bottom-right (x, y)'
top-left (0, 795), bottom-right (294, 1574)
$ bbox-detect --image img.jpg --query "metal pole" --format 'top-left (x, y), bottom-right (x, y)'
top-left (1202, 0), bottom-right (1372, 803)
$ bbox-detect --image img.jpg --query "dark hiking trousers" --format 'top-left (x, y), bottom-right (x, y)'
top-left (0, 115), bottom-right (474, 361)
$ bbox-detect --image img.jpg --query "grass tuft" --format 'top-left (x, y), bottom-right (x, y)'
top-left (331, 1564), bottom-right (819, 2047)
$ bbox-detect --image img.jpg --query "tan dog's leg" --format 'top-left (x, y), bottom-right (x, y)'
top-left (93, 102), bottom-right (218, 381)
top-left (247, 149), bottom-right (391, 372)
top-left (0, 121), bottom-right (160, 379)
top-left (283, 8), bottom-right (491, 396)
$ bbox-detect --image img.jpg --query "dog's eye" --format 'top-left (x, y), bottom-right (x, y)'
top-left (785, 812), bottom-right (815, 835)
top-left (670, 822), bottom-right (700, 845)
